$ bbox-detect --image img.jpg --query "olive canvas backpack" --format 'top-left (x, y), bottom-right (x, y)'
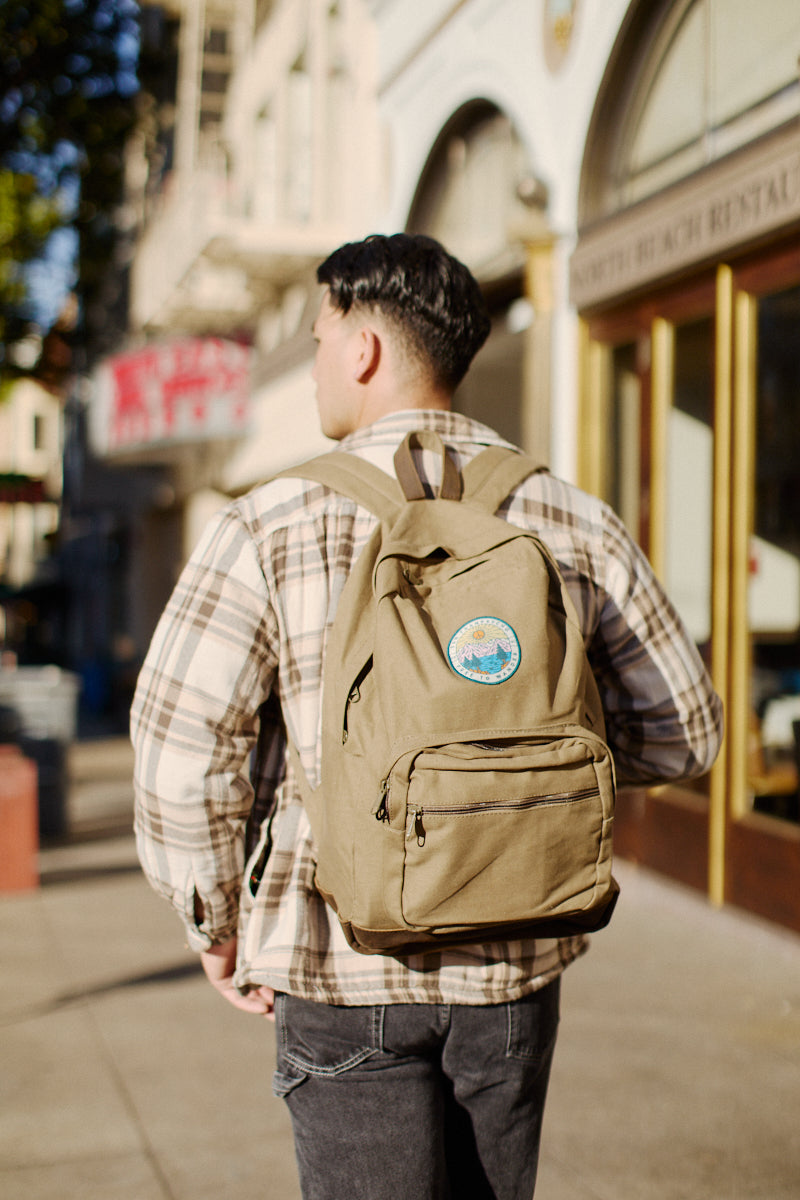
top-left (281, 430), bottom-right (618, 954)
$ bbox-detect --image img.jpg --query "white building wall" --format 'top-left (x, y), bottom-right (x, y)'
top-left (370, 0), bottom-right (632, 479)
top-left (126, 1), bottom-right (637, 515)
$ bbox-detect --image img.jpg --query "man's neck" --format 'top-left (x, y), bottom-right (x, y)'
top-left (352, 391), bottom-right (451, 433)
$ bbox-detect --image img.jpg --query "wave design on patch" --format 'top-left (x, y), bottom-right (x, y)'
top-left (447, 617), bottom-right (521, 685)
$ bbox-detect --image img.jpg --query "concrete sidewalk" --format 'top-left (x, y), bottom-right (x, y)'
top-left (1, 738), bottom-right (799, 1199)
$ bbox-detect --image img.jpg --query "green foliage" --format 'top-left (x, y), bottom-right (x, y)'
top-left (0, 0), bottom-right (140, 377)
top-left (0, 169), bottom-right (63, 343)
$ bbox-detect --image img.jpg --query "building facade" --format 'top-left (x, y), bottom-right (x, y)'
top-left (107, 0), bottom-right (800, 930)
top-left (0, 379), bottom-right (63, 597)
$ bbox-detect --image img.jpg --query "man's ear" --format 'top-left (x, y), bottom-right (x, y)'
top-left (353, 325), bottom-right (381, 383)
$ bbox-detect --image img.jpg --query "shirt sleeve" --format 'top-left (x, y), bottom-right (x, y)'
top-left (130, 504), bottom-right (279, 950)
top-left (589, 506), bottom-right (724, 786)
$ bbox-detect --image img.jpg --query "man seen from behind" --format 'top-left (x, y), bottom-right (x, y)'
top-left (132, 233), bottom-right (723, 1199)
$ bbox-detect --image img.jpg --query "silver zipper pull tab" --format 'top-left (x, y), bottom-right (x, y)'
top-left (406, 807), bottom-right (425, 846)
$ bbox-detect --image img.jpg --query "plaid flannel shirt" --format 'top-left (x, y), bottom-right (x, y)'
top-left (132, 410), bottom-right (723, 1004)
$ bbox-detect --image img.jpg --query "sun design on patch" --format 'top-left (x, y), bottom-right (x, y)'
top-left (447, 617), bottom-right (521, 684)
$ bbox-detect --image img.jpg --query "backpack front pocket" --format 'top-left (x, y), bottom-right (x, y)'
top-left (396, 737), bottom-right (614, 932)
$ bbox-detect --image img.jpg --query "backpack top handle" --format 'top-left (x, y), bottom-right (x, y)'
top-left (393, 430), bottom-right (462, 502)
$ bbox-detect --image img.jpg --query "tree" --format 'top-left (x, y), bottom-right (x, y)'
top-left (0, 163), bottom-right (63, 343)
top-left (0, 0), bottom-right (140, 382)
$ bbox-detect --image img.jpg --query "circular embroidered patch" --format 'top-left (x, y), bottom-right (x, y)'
top-left (447, 617), bottom-right (521, 685)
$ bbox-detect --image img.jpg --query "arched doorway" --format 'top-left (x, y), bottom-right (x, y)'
top-left (407, 101), bottom-right (553, 461)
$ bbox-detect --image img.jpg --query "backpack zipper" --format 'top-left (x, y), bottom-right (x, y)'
top-left (405, 786), bottom-right (600, 847)
top-left (374, 778), bottom-right (390, 822)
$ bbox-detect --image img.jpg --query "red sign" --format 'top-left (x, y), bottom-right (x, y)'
top-left (93, 338), bottom-right (252, 454)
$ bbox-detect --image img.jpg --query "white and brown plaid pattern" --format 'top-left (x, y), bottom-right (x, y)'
top-left (132, 411), bottom-right (723, 1004)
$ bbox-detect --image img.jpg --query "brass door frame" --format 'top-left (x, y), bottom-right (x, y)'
top-left (709, 266), bottom-right (733, 902)
top-left (727, 244), bottom-right (800, 823)
top-left (728, 283), bottom-right (756, 826)
top-left (580, 245), bottom-right (800, 930)
top-left (723, 246), bottom-right (800, 930)
top-left (580, 271), bottom-right (727, 903)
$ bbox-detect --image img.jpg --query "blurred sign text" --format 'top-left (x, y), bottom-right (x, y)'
top-left (92, 338), bottom-right (252, 455)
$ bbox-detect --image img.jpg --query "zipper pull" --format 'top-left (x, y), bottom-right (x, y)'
top-left (375, 779), bottom-right (389, 822)
top-left (406, 807), bottom-right (425, 846)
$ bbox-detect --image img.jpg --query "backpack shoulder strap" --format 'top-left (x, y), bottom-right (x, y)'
top-left (277, 452), bottom-right (403, 523)
top-left (278, 438), bottom-right (545, 519)
top-left (461, 445), bottom-right (547, 514)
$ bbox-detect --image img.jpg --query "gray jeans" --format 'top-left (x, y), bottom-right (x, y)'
top-left (272, 979), bottom-right (560, 1200)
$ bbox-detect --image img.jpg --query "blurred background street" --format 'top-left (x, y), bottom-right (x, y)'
top-left (2, 3), bottom-right (800, 1194)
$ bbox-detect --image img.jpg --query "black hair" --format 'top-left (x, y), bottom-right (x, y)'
top-left (317, 233), bottom-right (491, 391)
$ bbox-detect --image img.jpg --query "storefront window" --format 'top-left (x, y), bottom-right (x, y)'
top-left (749, 283), bottom-right (800, 821)
top-left (605, 343), bottom-right (641, 540)
top-left (664, 317), bottom-right (714, 649)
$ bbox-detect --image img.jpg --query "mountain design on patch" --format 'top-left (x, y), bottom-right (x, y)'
top-left (447, 617), bottom-right (521, 685)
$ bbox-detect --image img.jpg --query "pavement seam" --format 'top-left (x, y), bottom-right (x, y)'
top-left (32, 890), bottom-right (180, 1200)
top-left (84, 997), bottom-right (179, 1200)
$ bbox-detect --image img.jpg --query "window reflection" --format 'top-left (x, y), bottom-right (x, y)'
top-left (607, 343), bottom-right (641, 540)
top-left (749, 283), bottom-right (800, 822)
top-left (665, 318), bottom-right (714, 650)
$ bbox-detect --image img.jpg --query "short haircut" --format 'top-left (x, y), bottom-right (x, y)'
top-left (317, 233), bottom-right (491, 391)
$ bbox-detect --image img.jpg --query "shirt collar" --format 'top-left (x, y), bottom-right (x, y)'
top-left (338, 409), bottom-right (514, 453)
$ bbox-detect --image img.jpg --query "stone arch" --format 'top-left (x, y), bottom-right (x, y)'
top-left (406, 100), bottom-right (552, 456)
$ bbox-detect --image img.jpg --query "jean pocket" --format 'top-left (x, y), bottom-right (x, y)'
top-left (272, 994), bottom-right (383, 1097)
top-left (505, 978), bottom-right (561, 1063)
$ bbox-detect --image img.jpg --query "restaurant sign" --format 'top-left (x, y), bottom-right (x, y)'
top-left (570, 125), bottom-right (800, 310)
top-left (92, 338), bottom-right (252, 455)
